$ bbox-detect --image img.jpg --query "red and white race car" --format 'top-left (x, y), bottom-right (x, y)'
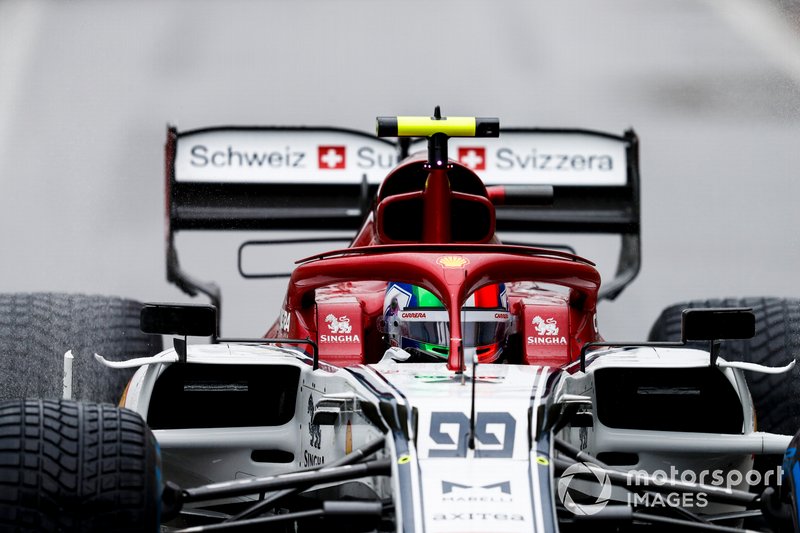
top-left (2, 110), bottom-right (800, 533)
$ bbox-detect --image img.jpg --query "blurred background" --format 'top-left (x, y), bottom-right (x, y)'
top-left (1, 0), bottom-right (799, 340)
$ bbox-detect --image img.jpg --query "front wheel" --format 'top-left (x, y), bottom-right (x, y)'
top-left (0, 399), bottom-right (161, 532)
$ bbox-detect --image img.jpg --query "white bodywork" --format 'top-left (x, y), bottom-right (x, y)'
top-left (114, 342), bottom-right (792, 531)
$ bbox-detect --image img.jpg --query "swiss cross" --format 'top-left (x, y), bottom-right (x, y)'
top-left (318, 146), bottom-right (346, 169)
top-left (458, 147), bottom-right (486, 170)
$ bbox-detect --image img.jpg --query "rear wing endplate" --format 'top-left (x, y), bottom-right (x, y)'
top-left (166, 125), bottom-right (639, 324)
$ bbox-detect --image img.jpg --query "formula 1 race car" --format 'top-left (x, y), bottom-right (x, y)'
top-left (2, 110), bottom-right (800, 533)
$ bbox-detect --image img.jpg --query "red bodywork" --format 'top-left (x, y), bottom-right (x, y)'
top-left (267, 153), bottom-right (603, 372)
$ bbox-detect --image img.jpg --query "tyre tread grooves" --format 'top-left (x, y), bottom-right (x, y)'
top-left (0, 399), bottom-right (158, 532)
top-left (0, 293), bottom-right (162, 403)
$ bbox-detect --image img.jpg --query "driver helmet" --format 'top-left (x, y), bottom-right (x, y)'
top-left (383, 282), bottom-right (512, 363)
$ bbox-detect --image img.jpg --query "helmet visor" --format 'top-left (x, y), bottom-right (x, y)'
top-left (397, 308), bottom-right (512, 351)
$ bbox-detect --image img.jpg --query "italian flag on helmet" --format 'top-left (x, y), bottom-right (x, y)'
top-left (382, 282), bottom-right (510, 363)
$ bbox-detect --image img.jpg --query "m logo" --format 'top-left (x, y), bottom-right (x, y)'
top-left (318, 146), bottom-right (346, 169)
top-left (442, 480), bottom-right (511, 494)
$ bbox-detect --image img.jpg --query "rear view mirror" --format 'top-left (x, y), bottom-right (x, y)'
top-left (140, 303), bottom-right (217, 337)
top-left (681, 308), bottom-right (755, 342)
top-left (581, 307), bottom-right (757, 372)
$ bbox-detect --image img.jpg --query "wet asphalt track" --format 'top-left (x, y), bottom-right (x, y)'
top-left (0, 0), bottom-right (799, 345)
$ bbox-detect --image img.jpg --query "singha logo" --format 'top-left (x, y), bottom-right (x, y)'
top-left (307, 396), bottom-right (321, 449)
top-left (325, 314), bottom-right (352, 333)
top-left (532, 316), bottom-right (559, 336)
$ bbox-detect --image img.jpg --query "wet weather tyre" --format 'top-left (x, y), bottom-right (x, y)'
top-left (648, 297), bottom-right (800, 435)
top-left (0, 293), bottom-right (162, 403)
top-left (0, 399), bottom-right (161, 532)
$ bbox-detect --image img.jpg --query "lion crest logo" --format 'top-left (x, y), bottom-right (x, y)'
top-left (532, 316), bottom-right (559, 336)
top-left (325, 314), bottom-right (351, 334)
top-left (307, 396), bottom-right (321, 449)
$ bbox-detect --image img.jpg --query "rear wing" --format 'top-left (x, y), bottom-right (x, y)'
top-left (413, 129), bottom-right (641, 300)
top-left (167, 126), bottom-right (398, 231)
top-left (165, 126), bottom-right (397, 318)
top-left (165, 125), bottom-right (639, 321)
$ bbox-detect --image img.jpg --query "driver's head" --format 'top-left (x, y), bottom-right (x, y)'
top-left (382, 282), bottom-right (512, 363)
